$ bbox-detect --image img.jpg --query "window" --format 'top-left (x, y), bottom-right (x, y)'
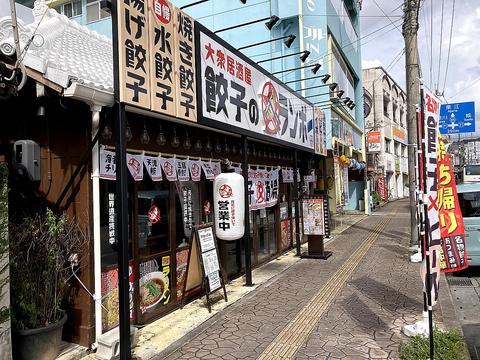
top-left (86, 0), bottom-right (110, 23)
top-left (394, 143), bottom-right (400, 156)
top-left (393, 103), bottom-right (398, 123)
top-left (385, 139), bottom-right (391, 153)
top-left (458, 191), bottom-right (480, 217)
top-left (332, 41), bottom-right (355, 118)
top-left (383, 97), bottom-right (390, 118)
top-left (62, 0), bottom-right (82, 18)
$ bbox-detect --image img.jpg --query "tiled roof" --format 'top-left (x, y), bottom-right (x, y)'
top-left (0, 0), bottom-right (113, 92)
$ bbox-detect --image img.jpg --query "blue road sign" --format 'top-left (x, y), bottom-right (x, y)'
top-left (439, 101), bottom-right (476, 134)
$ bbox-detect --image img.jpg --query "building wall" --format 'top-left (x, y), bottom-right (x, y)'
top-left (363, 67), bottom-right (408, 200)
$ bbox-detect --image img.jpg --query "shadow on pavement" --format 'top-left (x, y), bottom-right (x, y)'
top-left (462, 324), bottom-right (480, 360)
top-left (349, 276), bottom-right (423, 313)
top-left (340, 293), bottom-right (390, 332)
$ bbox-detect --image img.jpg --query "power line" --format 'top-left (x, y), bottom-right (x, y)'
top-left (442, 0), bottom-right (456, 94)
top-left (435, 0), bottom-right (445, 92)
top-left (372, 0), bottom-right (402, 34)
top-left (422, 3), bottom-right (432, 89)
top-left (448, 75), bottom-right (480, 101)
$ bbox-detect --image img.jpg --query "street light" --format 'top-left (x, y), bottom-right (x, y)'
top-left (257, 50), bottom-right (310, 64)
top-left (238, 34), bottom-right (296, 51)
top-left (284, 73), bottom-right (330, 85)
top-left (215, 15), bottom-right (280, 33)
top-left (271, 62), bottom-right (321, 75)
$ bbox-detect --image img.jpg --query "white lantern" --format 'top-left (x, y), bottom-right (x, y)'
top-left (213, 171), bottom-right (245, 240)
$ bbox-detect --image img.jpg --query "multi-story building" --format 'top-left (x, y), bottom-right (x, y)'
top-left (363, 67), bottom-right (409, 200)
top-left (45, 0), bottom-right (366, 213)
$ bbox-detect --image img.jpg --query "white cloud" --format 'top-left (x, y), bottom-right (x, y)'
top-left (362, 59), bottom-right (383, 69)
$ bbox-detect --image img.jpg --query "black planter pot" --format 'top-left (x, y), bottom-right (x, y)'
top-left (12, 311), bottom-right (68, 360)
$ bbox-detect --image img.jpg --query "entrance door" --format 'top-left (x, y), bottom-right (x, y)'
top-left (253, 207), bottom-right (278, 265)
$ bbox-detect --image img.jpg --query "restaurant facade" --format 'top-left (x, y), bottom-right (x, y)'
top-left (0, 0), bottom-right (331, 348)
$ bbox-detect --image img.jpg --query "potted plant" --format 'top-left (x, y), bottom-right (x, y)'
top-left (9, 208), bottom-right (86, 360)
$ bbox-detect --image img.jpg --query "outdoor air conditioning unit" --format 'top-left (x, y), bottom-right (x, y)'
top-left (13, 140), bottom-right (41, 182)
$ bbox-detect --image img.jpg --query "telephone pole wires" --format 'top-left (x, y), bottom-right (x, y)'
top-left (403, 0), bottom-right (421, 247)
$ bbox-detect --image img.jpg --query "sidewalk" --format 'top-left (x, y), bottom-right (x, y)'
top-left (155, 200), bottom-right (450, 360)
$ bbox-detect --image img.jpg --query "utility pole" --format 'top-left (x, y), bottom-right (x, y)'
top-left (402, 0), bottom-right (420, 246)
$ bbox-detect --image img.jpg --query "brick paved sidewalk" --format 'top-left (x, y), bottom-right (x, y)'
top-left (157, 200), bottom-right (443, 360)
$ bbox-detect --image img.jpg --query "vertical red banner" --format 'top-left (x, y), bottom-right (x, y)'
top-left (437, 137), bottom-right (468, 272)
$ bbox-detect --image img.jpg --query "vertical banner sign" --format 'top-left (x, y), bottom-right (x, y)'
top-left (160, 157), bottom-right (177, 181)
top-left (377, 176), bottom-right (387, 201)
top-left (421, 88), bottom-right (442, 305)
top-left (118, 0), bottom-right (151, 108)
top-left (201, 160), bottom-right (215, 180)
top-left (108, 193), bottom-right (116, 244)
top-left (174, 8), bottom-right (197, 122)
top-left (176, 159), bottom-right (190, 181)
top-left (367, 131), bottom-right (381, 152)
top-left (314, 107), bottom-right (327, 156)
top-left (334, 156), bottom-right (342, 211)
top-left (126, 153), bottom-right (144, 181)
top-left (437, 137), bottom-right (468, 272)
top-left (148, 0), bottom-right (176, 115)
top-left (188, 159), bottom-right (202, 181)
top-left (100, 149), bottom-right (117, 180)
top-left (198, 25), bottom-right (314, 151)
top-left (143, 155), bottom-right (162, 181)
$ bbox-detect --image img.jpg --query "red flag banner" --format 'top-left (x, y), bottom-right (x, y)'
top-left (437, 137), bottom-right (468, 272)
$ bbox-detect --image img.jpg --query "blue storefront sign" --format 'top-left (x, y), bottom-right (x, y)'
top-left (439, 101), bottom-right (476, 134)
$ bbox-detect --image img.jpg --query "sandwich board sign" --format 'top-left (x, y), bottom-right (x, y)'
top-left (439, 101), bottom-right (475, 134)
top-left (182, 223), bottom-right (227, 312)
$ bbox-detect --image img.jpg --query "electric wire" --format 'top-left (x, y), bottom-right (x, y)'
top-left (435, 0), bottom-right (445, 92)
top-left (441, 0), bottom-right (456, 95)
top-left (448, 75), bottom-right (480, 102)
top-left (372, 0), bottom-right (402, 34)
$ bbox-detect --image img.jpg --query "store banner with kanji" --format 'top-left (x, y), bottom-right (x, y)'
top-left (247, 168), bottom-right (279, 210)
top-left (197, 25), bottom-right (315, 152)
top-left (420, 88), bottom-right (442, 305)
top-left (437, 137), bottom-right (468, 272)
top-left (117, 0), bottom-right (196, 121)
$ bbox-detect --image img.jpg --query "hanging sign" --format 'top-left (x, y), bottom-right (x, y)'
top-left (126, 153), bottom-right (144, 181)
top-left (176, 181), bottom-right (200, 239)
top-left (264, 169), bottom-right (279, 208)
top-left (160, 157), bottom-right (177, 181)
top-left (281, 168), bottom-right (293, 183)
top-left (421, 88), bottom-right (442, 305)
top-left (188, 159), bottom-right (202, 181)
top-left (214, 172), bottom-right (245, 240)
top-left (211, 161), bottom-right (221, 177)
top-left (148, 0), bottom-right (176, 116)
top-left (174, 7), bottom-right (197, 122)
top-left (108, 193), bottom-right (116, 244)
top-left (437, 137), bottom-right (468, 272)
top-left (377, 176), bottom-right (387, 202)
top-left (144, 155), bottom-right (163, 181)
top-left (201, 160), bottom-right (215, 180)
top-left (197, 24), bottom-right (314, 151)
top-left (177, 159), bottom-right (190, 181)
top-left (314, 107), bottom-right (327, 156)
top-left (100, 149), bottom-right (117, 180)
top-left (367, 131), bottom-right (381, 152)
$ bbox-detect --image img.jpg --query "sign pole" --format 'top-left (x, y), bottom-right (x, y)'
top-left (419, 85), bottom-right (435, 359)
top-left (110, 0), bottom-right (131, 358)
top-left (241, 135), bottom-right (253, 286)
top-left (293, 149), bottom-right (301, 256)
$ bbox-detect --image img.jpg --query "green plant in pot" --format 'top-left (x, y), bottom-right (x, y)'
top-left (9, 208), bottom-right (86, 360)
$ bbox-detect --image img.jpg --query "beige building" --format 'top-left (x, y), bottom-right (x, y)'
top-left (363, 67), bottom-right (409, 200)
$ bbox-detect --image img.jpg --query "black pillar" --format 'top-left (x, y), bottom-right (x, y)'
top-left (111, 0), bottom-right (131, 358)
top-left (241, 136), bottom-right (252, 286)
top-left (293, 149), bottom-right (301, 256)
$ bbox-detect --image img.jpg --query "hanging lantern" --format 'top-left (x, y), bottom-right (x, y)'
top-left (213, 171), bottom-right (245, 240)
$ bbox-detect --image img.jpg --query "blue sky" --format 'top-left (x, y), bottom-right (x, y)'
top-left (360, 0), bottom-right (480, 133)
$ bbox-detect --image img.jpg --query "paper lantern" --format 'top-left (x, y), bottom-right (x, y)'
top-left (214, 172), bottom-right (245, 240)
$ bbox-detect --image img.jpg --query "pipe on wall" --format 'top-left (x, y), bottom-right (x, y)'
top-left (90, 104), bottom-right (102, 347)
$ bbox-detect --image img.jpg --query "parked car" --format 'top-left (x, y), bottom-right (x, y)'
top-left (457, 183), bottom-right (480, 266)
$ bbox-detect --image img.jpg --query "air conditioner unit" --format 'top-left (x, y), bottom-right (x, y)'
top-left (13, 140), bottom-right (40, 182)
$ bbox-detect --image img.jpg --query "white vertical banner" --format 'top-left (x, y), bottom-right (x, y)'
top-left (211, 161), bottom-right (221, 177)
top-left (188, 159), bottom-right (202, 181)
top-left (126, 153), bottom-right (144, 181)
top-left (421, 88), bottom-right (442, 305)
top-left (201, 160), bottom-right (215, 180)
top-left (281, 168), bottom-right (293, 183)
top-left (177, 159), bottom-right (190, 181)
top-left (143, 155), bottom-right (162, 181)
top-left (100, 148), bottom-right (117, 180)
top-left (160, 157), bottom-right (177, 181)
top-left (264, 169), bottom-right (279, 208)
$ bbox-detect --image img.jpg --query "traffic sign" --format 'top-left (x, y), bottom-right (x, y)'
top-left (439, 101), bottom-right (475, 134)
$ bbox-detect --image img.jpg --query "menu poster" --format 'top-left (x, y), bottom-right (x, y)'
top-left (184, 223), bottom-right (227, 311)
top-left (139, 257), bottom-right (171, 315)
top-left (101, 264), bottom-right (134, 332)
top-left (176, 249), bottom-right (189, 300)
top-left (280, 219), bottom-right (291, 251)
top-left (302, 197), bottom-right (325, 236)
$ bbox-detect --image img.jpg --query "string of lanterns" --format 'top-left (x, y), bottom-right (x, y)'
top-left (101, 120), bottom-right (296, 161)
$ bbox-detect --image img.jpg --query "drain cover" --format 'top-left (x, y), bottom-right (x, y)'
top-left (447, 277), bottom-right (472, 287)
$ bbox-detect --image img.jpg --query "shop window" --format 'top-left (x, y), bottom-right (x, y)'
top-left (86, 0), bottom-right (110, 23)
